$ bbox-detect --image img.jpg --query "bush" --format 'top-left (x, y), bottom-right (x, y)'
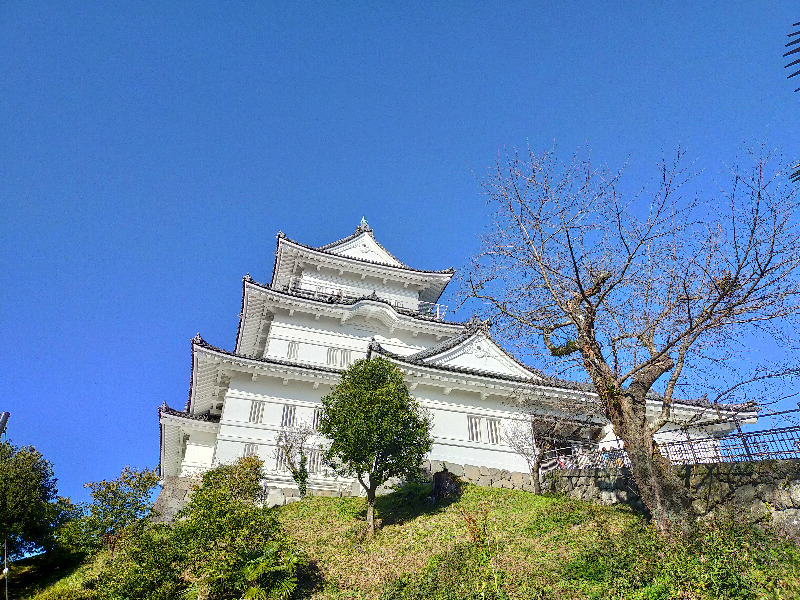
top-left (561, 510), bottom-right (800, 600)
top-left (68, 458), bottom-right (306, 600)
top-left (32, 589), bottom-right (97, 600)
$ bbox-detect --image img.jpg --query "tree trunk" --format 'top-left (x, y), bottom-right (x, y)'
top-left (531, 450), bottom-right (545, 495)
top-left (366, 488), bottom-right (376, 537)
top-left (582, 337), bottom-right (690, 536)
top-left (618, 406), bottom-right (691, 535)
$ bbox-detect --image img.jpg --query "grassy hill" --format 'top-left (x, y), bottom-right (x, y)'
top-left (16, 483), bottom-right (800, 599)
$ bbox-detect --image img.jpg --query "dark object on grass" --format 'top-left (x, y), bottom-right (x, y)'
top-left (430, 469), bottom-right (461, 503)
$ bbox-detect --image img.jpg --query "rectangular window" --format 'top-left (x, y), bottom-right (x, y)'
top-left (486, 418), bottom-right (501, 444)
top-left (467, 416), bottom-right (501, 444)
top-left (243, 443), bottom-right (258, 458)
top-left (307, 449), bottom-right (324, 474)
top-left (287, 341), bottom-right (299, 360)
top-left (467, 416), bottom-right (483, 442)
top-left (275, 450), bottom-right (289, 472)
top-left (327, 347), bottom-right (340, 366)
top-left (340, 349), bottom-right (352, 367)
top-left (280, 405), bottom-right (296, 428)
top-left (249, 401), bottom-right (265, 423)
top-left (312, 408), bottom-right (322, 431)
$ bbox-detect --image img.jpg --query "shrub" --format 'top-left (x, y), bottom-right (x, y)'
top-left (78, 458), bottom-right (305, 600)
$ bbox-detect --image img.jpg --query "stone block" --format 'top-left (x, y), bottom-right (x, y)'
top-left (464, 465), bottom-right (482, 481)
top-left (790, 481), bottom-right (800, 507)
top-left (480, 466), bottom-right (489, 476)
top-left (429, 460), bottom-right (444, 474)
top-left (491, 480), bottom-right (505, 488)
top-left (599, 490), bottom-right (618, 505)
top-left (771, 487), bottom-right (793, 511)
top-left (444, 462), bottom-right (465, 477)
top-left (285, 496), bottom-right (301, 505)
top-left (522, 483), bottom-right (536, 493)
top-left (691, 498), bottom-right (707, 516)
top-left (733, 484), bottom-right (757, 505)
top-left (773, 508), bottom-right (800, 536)
top-left (266, 489), bottom-right (285, 508)
top-left (751, 499), bottom-right (769, 521)
top-left (486, 467), bottom-right (500, 479)
top-left (499, 469), bottom-right (511, 480)
top-left (476, 475), bottom-right (492, 487)
top-left (510, 472), bottom-right (526, 487)
top-left (283, 488), bottom-right (298, 498)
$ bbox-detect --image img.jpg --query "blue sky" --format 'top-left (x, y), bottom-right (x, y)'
top-left (2, 2), bottom-right (798, 502)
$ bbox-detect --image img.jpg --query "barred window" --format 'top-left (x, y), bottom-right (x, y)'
top-left (275, 450), bottom-right (289, 472)
top-left (467, 416), bottom-right (501, 445)
top-left (486, 418), bottom-right (501, 444)
top-left (312, 408), bottom-right (322, 431)
top-left (287, 341), bottom-right (299, 360)
top-left (340, 349), bottom-right (352, 367)
top-left (249, 400), bottom-right (265, 423)
top-left (243, 443), bottom-right (258, 458)
top-left (467, 416), bottom-right (483, 442)
top-left (327, 347), bottom-right (340, 366)
top-left (307, 449), bottom-right (324, 474)
top-left (280, 405), bottom-right (296, 428)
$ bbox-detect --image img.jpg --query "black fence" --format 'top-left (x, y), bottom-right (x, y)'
top-left (541, 424), bottom-right (800, 471)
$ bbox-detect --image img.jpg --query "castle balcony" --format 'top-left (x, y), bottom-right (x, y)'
top-left (281, 277), bottom-right (448, 321)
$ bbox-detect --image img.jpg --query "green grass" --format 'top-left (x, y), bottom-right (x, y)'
top-left (278, 483), bottom-right (800, 600)
top-left (16, 483), bottom-right (800, 599)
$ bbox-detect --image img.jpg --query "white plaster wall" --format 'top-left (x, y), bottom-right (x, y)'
top-left (264, 312), bottom-right (439, 364)
top-left (180, 430), bottom-right (217, 476)
top-left (299, 271), bottom-right (420, 308)
top-left (415, 386), bottom-right (530, 473)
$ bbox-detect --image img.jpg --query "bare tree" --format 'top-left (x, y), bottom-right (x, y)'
top-left (465, 146), bottom-right (800, 534)
top-left (504, 393), bottom-right (603, 494)
top-left (274, 422), bottom-right (317, 499)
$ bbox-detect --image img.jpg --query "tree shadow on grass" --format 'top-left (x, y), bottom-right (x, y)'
top-left (372, 481), bottom-right (461, 528)
top-left (11, 550), bottom-right (88, 598)
top-left (295, 559), bottom-right (325, 598)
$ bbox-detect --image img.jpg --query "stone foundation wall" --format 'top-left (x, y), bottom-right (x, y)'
top-left (422, 459), bottom-right (537, 492)
top-left (152, 475), bottom-right (196, 522)
top-left (154, 459), bottom-right (800, 536)
top-left (541, 459), bottom-right (800, 535)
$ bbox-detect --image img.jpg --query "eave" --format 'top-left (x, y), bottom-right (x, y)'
top-left (270, 235), bottom-right (454, 304)
top-left (188, 335), bottom-right (342, 416)
top-left (234, 278), bottom-right (465, 358)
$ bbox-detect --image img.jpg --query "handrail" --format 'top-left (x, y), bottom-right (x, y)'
top-left (280, 277), bottom-right (449, 321)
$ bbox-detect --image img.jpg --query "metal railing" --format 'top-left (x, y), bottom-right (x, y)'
top-left (281, 277), bottom-right (448, 320)
top-left (540, 424), bottom-right (800, 471)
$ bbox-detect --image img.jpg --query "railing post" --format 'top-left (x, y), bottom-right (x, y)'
top-left (686, 431), bottom-right (698, 465)
top-left (736, 420), bottom-right (754, 462)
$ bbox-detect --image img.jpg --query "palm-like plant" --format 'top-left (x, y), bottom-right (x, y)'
top-left (238, 541), bottom-right (308, 600)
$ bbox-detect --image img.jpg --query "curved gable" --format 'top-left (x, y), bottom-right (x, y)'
top-left (323, 231), bottom-right (406, 267)
top-left (418, 331), bottom-right (539, 380)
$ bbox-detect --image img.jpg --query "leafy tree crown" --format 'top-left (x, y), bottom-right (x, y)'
top-left (318, 357), bottom-right (432, 488)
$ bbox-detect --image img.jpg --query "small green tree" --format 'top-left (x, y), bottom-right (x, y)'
top-left (91, 457), bottom-right (303, 600)
top-left (0, 441), bottom-right (72, 559)
top-left (274, 423), bottom-right (316, 498)
top-left (173, 457), bottom-right (300, 600)
top-left (318, 357), bottom-right (432, 536)
top-left (72, 466), bottom-right (159, 553)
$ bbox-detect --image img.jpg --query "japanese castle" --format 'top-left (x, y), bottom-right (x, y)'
top-left (158, 220), bottom-right (755, 496)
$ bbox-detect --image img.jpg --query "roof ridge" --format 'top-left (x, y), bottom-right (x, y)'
top-left (278, 233), bottom-right (455, 275)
